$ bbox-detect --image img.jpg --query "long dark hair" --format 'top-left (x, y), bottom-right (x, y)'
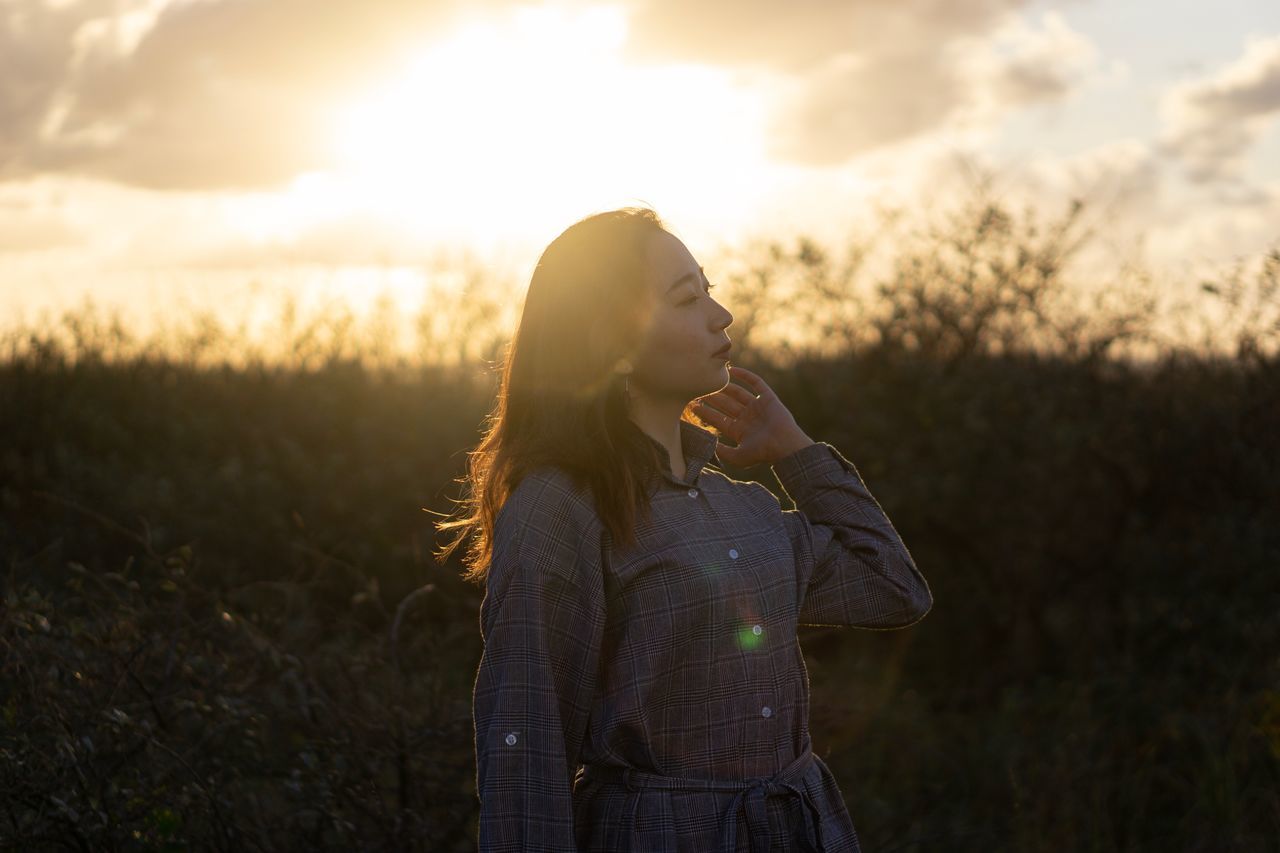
top-left (434, 206), bottom-right (704, 584)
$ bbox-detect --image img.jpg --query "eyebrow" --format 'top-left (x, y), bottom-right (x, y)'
top-left (666, 266), bottom-right (706, 295)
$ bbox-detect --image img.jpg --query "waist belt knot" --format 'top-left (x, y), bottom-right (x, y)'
top-left (578, 743), bottom-right (824, 853)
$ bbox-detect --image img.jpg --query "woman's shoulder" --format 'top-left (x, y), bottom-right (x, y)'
top-left (489, 465), bottom-right (606, 590)
top-left (499, 464), bottom-right (599, 529)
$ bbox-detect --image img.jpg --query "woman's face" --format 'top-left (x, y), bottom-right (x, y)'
top-left (627, 229), bottom-right (734, 404)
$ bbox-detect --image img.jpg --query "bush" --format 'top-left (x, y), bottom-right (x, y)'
top-left (2, 192), bottom-right (1277, 850)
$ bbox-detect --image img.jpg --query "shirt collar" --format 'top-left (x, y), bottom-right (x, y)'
top-left (638, 419), bottom-right (721, 486)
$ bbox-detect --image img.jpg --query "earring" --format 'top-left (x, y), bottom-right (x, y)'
top-left (615, 357), bottom-right (633, 398)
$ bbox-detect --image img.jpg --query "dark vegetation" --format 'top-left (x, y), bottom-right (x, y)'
top-left (2, 192), bottom-right (1278, 851)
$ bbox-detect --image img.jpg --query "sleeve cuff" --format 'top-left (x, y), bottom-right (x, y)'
top-left (770, 441), bottom-right (865, 499)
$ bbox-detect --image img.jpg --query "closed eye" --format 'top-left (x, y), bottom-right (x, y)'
top-left (678, 282), bottom-right (715, 306)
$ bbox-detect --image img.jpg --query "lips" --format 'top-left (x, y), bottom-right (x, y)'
top-left (712, 342), bottom-right (732, 358)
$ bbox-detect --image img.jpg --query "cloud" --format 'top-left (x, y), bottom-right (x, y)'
top-left (0, 0), bottom-right (102, 177)
top-left (1160, 33), bottom-right (1280, 183)
top-left (762, 9), bottom-right (1102, 165)
top-left (0, 0), bottom-right (1109, 188)
top-left (620, 0), bottom-right (1038, 164)
top-left (1, 0), bottom-right (468, 190)
top-left (980, 11), bottom-right (1101, 108)
top-left (620, 0), bottom-right (1027, 73)
top-left (763, 51), bottom-right (968, 166)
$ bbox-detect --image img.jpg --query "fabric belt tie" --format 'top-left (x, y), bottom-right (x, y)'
top-left (579, 743), bottom-right (824, 853)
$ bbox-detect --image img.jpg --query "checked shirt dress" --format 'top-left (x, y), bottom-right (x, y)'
top-left (474, 419), bottom-right (932, 852)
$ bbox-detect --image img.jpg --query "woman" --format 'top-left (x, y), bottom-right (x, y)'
top-left (436, 207), bottom-right (932, 852)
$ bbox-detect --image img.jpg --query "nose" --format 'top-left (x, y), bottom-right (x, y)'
top-left (710, 296), bottom-right (733, 330)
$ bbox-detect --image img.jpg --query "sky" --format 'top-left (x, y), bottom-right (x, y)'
top-left (1, 0), bottom-right (1278, 343)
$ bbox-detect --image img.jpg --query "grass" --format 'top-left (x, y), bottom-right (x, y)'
top-left (2, 194), bottom-right (1277, 850)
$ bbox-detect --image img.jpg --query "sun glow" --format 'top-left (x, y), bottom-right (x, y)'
top-left (187, 5), bottom-right (784, 329)
top-left (327, 5), bottom-right (775, 248)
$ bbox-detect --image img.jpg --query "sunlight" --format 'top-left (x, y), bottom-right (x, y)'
top-left (228, 172), bottom-right (356, 244)
top-left (326, 4), bottom-right (775, 247)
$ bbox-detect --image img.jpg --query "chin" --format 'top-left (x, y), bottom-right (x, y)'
top-left (700, 363), bottom-right (731, 395)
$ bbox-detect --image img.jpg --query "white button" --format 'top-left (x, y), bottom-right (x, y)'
top-left (728, 548), bottom-right (739, 559)
top-left (504, 733), bottom-right (518, 746)
top-left (761, 706), bottom-right (772, 718)
top-left (687, 488), bottom-right (698, 498)
top-left (752, 624), bottom-right (763, 636)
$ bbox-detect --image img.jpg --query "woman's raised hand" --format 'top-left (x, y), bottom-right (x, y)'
top-left (692, 366), bottom-right (814, 468)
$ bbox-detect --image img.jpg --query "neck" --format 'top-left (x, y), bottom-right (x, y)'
top-left (627, 392), bottom-right (687, 480)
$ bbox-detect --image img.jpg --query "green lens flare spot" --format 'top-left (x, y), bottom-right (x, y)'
top-left (736, 625), bottom-right (764, 650)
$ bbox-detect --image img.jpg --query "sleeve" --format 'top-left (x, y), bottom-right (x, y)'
top-left (770, 441), bottom-right (932, 629)
top-left (473, 471), bottom-right (607, 853)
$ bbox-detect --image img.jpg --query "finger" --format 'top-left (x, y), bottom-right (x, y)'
top-left (714, 439), bottom-right (744, 467)
top-left (714, 437), bottom-right (759, 469)
top-left (728, 365), bottom-right (770, 398)
top-left (695, 392), bottom-right (746, 419)
top-left (717, 382), bottom-right (758, 408)
top-left (692, 400), bottom-right (737, 431)
top-left (695, 386), bottom-right (736, 407)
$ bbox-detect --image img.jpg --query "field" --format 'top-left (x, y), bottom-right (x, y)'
top-left (2, 197), bottom-right (1278, 851)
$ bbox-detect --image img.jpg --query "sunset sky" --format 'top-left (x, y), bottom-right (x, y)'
top-left (2, 0), bottom-right (1278, 338)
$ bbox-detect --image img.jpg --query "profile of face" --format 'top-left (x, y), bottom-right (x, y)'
top-left (626, 229), bottom-right (734, 406)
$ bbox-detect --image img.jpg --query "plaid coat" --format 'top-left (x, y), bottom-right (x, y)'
top-left (474, 420), bottom-right (932, 852)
